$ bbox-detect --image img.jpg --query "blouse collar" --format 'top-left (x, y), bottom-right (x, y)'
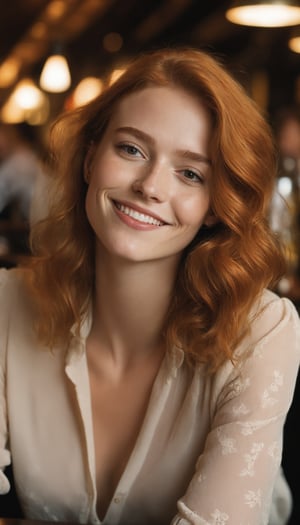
top-left (66, 306), bottom-right (185, 377)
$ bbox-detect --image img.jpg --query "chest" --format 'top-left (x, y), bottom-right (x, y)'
top-left (87, 353), bottom-right (161, 519)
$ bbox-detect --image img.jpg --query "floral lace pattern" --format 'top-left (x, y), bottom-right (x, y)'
top-left (0, 270), bottom-right (299, 525)
top-left (173, 294), bottom-right (300, 525)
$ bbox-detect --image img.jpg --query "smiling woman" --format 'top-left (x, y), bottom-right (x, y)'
top-left (84, 85), bottom-right (214, 265)
top-left (0, 47), bottom-right (299, 525)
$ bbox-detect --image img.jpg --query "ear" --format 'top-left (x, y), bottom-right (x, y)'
top-left (83, 144), bottom-right (96, 184)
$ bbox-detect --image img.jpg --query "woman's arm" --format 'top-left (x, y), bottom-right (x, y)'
top-left (171, 295), bottom-right (300, 525)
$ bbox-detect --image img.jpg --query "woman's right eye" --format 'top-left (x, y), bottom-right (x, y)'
top-left (116, 143), bottom-right (143, 157)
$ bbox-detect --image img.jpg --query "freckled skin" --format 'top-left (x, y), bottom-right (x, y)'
top-left (85, 86), bottom-right (214, 265)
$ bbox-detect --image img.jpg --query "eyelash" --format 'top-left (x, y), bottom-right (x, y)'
top-left (116, 143), bottom-right (205, 184)
top-left (180, 169), bottom-right (204, 184)
top-left (116, 143), bottom-right (143, 157)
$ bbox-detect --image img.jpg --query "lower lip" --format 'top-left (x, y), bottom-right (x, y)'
top-left (113, 202), bottom-right (164, 231)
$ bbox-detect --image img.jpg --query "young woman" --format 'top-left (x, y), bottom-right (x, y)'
top-left (0, 48), bottom-right (299, 525)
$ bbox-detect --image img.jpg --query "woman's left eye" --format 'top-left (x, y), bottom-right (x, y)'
top-left (181, 169), bottom-right (204, 183)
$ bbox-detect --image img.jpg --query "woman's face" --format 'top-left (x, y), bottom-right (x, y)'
top-left (85, 85), bottom-right (214, 265)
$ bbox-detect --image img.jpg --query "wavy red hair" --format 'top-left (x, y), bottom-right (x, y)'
top-left (26, 47), bottom-right (285, 369)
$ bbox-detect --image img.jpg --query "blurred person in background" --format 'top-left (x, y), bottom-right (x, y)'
top-left (0, 123), bottom-right (48, 261)
top-left (0, 123), bottom-right (45, 221)
top-left (0, 48), bottom-right (299, 525)
top-left (270, 108), bottom-right (300, 301)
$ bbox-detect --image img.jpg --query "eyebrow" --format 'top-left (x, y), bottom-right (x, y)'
top-left (116, 126), bottom-right (155, 145)
top-left (115, 126), bottom-right (211, 165)
top-left (178, 149), bottom-right (211, 166)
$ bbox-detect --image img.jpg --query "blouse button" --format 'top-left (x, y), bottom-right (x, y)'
top-left (113, 492), bottom-right (124, 505)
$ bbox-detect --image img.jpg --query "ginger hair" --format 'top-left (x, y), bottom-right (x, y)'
top-left (26, 47), bottom-right (285, 369)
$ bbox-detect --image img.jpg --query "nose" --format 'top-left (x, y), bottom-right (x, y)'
top-left (131, 161), bottom-right (169, 202)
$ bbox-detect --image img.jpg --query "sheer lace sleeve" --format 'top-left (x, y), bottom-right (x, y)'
top-left (0, 269), bottom-right (12, 494)
top-left (172, 294), bottom-right (300, 525)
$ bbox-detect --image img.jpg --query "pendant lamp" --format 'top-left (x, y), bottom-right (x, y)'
top-left (40, 52), bottom-right (71, 92)
top-left (226, 0), bottom-right (300, 27)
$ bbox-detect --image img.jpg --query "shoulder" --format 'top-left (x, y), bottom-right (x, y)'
top-left (214, 289), bottom-right (299, 385)
top-left (230, 289), bottom-right (300, 389)
top-left (211, 290), bottom-right (300, 412)
top-left (246, 289), bottom-right (300, 350)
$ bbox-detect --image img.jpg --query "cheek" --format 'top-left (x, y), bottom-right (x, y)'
top-left (90, 157), bottom-right (132, 190)
top-left (85, 177), bottom-right (104, 225)
top-left (176, 194), bottom-right (210, 229)
top-left (89, 161), bottom-right (110, 188)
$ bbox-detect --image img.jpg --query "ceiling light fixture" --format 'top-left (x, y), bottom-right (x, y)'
top-left (226, 0), bottom-right (300, 27)
top-left (72, 77), bottom-right (103, 107)
top-left (40, 53), bottom-right (71, 93)
top-left (13, 78), bottom-right (44, 110)
top-left (1, 79), bottom-right (48, 124)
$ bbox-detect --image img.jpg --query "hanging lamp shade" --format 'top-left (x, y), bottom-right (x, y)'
top-left (72, 77), bottom-right (103, 107)
top-left (226, 0), bottom-right (300, 27)
top-left (40, 53), bottom-right (71, 92)
top-left (14, 78), bottom-right (44, 110)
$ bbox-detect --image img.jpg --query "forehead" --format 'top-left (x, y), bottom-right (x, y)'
top-left (107, 86), bottom-right (212, 142)
top-left (113, 85), bottom-right (206, 114)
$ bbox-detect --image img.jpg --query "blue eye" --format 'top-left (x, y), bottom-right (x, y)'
top-left (117, 143), bottom-right (143, 157)
top-left (182, 169), bottom-right (203, 183)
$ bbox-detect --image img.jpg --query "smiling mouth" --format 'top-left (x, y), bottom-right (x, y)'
top-left (114, 201), bottom-right (166, 226)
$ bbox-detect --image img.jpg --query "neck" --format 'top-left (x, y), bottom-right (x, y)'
top-left (89, 245), bottom-right (180, 366)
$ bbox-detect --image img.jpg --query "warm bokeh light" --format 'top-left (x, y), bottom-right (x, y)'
top-left (1, 79), bottom-right (49, 124)
top-left (0, 58), bottom-right (20, 88)
top-left (40, 54), bottom-right (71, 92)
top-left (226, 4), bottom-right (300, 27)
top-left (45, 0), bottom-right (67, 20)
top-left (30, 21), bottom-right (48, 39)
top-left (289, 35), bottom-right (300, 53)
top-left (103, 32), bottom-right (123, 53)
top-left (72, 77), bottom-right (103, 107)
top-left (1, 96), bottom-right (26, 124)
top-left (14, 78), bottom-right (44, 110)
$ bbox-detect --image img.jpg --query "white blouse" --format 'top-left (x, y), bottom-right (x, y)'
top-left (0, 268), bottom-right (299, 525)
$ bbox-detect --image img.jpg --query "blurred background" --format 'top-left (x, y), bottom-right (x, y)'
top-left (0, 0), bottom-right (299, 523)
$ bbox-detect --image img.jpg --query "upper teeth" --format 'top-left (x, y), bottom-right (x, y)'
top-left (116, 203), bottom-right (164, 226)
